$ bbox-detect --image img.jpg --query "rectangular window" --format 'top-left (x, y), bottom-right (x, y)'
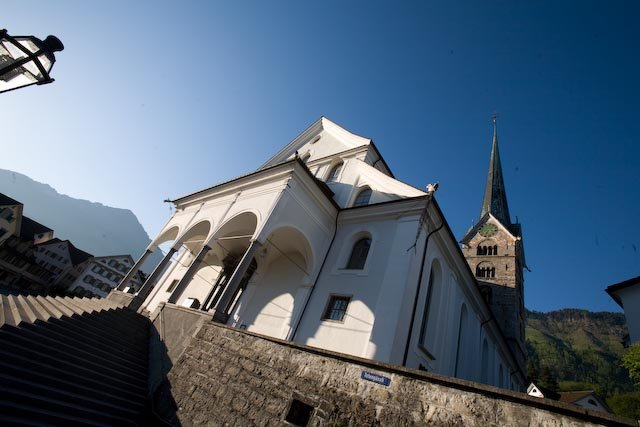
top-left (166, 279), bottom-right (179, 293)
top-left (322, 295), bottom-right (350, 322)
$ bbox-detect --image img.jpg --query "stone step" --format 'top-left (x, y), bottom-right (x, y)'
top-left (0, 354), bottom-right (145, 406)
top-left (0, 296), bottom-right (5, 326)
top-left (0, 337), bottom-right (147, 394)
top-left (34, 295), bottom-right (65, 319)
top-left (46, 319), bottom-right (148, 363)
top-left (0, 373), bottom-right (142, 422)
top-left (68, 296), bottom-right (113, 314)
top-left (20, 295), bottom-right (52, 322)
top-left (61, 296), bottom-right (95, 313)
top-left (53, 296), bottom-right (88, 316)
top-left (46, 296), bottom-right (75, 317)
top-left (29, 317), bottom-right (147, 363)
top-left (90, 309), bottom-right (150, 341)
top-left (0, 401), bottom-right (113, 427)
top-left (20, 321), bottom-right (148, 373)
top-left (1, 295), bottom-right (21, 327)
top-left (1, 324), bottom-right (147, 382)
top-left (0, 387), bottom-right (137, 426)
top-left (14, 295), bottom-right (38, 324)
top-left (77, 310), bottom-right (149, 345)
top-left (51, 312), bottom-right (148, 351)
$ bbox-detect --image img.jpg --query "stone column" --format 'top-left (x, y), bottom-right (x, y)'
top-left (129, 247), bottom-right (177, 311)
top-left (117, 249), bottom-right (153, 291)
top-left (212, 240), bottom-right (261, 324)
top-left (167, 245), bottom-right (212, 304)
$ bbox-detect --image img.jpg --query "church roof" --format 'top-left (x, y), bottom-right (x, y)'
top-left (480, 117), bottom-right (511, 226)
top-left (260, 117), bottom-right (394, 177)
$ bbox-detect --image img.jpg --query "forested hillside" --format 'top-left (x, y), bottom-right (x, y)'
top-left (526, 308), bottom-right (633, 397)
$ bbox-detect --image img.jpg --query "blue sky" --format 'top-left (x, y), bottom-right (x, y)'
top-left (3, 1), bottom-right (638, 312)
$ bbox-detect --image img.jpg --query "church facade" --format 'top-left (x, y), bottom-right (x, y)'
top-left (120, 117), bottom-right (526, 390)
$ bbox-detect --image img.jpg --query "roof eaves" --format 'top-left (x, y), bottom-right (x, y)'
top-left (171, 159), bottom-right (298, 204)
top-left (368, 140), bottom-right (394, 178)
top-left (606, 276), bottom-right (640, 308)
top-left (0, 193), bottom-right (22, 207)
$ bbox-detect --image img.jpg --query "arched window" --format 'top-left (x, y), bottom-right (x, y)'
top-left (419, 260), bottom-right (442, 354)
top-left (493, 245), bottom-right (498, 255)
top-left (353, 188), bottom-right (372, 207)
top-left (487, 246), bottom-right (493, 255)
top-left (476, 246), bottom-right (482, 255)
top-left (346, 238), bottom-right (371, 269)
top-left (326, 162), bottom-right (343, 183)
top-left (476, 262), bottom-right (495, 279)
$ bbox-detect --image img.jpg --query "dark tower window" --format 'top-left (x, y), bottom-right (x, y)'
top-left (488, 246), bottom-right (493, 255)
top-left (476, 246), bottom-right (482, 255)
top-left (476, 263), bottom-right (495, 279)
top-left (493, 245), bottom-right (498, 255)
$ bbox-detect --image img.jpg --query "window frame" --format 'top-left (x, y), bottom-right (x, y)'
top-left (352, 187), bottom-right (372, 207)
top-left (321, 294), bottom-right (352, 323)
top-left (326, 162), bottom-right (343, 183)
top-left (345, 237), bottom-right (371, 270)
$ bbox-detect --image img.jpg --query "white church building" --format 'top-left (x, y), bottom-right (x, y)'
top-left (118, 117), bottom-right (527, 391)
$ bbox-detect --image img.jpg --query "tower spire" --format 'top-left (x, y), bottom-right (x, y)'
top-left (480, 114), bottom-right (511, 225)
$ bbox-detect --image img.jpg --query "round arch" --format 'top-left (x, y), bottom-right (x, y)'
top-left (233, 225), bottom-right (314, 339)
top-left (175, 220), bottom-right (213, 252)
top-left (151, 225), bottom-right (181, 248)
top-left (260, 225), bottom-right (314, 277)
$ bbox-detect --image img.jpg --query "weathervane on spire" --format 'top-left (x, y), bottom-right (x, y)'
top-left (492, 111), bottom-right (498, 125)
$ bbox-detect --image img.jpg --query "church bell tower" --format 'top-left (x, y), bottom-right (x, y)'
top-left (461, 116), bottom-right (527, 373)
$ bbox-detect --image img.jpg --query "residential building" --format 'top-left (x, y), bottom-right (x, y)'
top-left (606, 275), bottom-right (640, 345)
top-left (34, 238), bottom-right (93, 291)
top-left (0, 194), bottom-right (55, 294)
top-left (0, 193), bottom-right (23, 245)
top-left (70, 254), bottom-right (144, 297)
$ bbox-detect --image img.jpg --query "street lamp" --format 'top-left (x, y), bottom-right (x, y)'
top-left (0, 29), bottom-right (64, 94)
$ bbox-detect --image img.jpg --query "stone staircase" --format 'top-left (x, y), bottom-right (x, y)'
top-left (0, 294), bottom-right (150, 426)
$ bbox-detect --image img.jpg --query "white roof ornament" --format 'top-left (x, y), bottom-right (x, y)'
top-left (426, 182), bottom-right (439, 195)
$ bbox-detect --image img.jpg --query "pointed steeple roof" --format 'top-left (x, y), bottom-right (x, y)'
top-left (480, 115), bottom-right (511, 226)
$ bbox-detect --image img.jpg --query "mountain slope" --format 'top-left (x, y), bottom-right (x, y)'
top-left (526, 308), bottom-right (633, 396)
top-left (0, 169), bottom-right (161, 268)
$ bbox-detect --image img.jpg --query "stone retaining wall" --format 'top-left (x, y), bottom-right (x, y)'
top-left (165, 317), bottom-right (635, 426)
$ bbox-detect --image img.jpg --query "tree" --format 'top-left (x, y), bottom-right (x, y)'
top-left (526, 359), bottom-right (539, 384)
top-left (539, 365), bottom-right (559, 392)
top-left (608, 392), bottom-right (640, 419)
top-left (622, 343), bottom-right (640, 385)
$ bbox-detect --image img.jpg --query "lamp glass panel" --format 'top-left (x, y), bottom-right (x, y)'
top-left (0, 37), bottom-right (51, 92)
